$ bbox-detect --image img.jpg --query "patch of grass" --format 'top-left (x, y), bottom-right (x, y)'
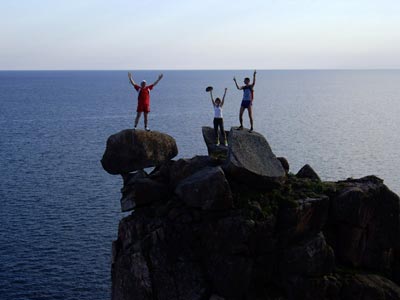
top-left (231, 175), bottom-right (339, 221)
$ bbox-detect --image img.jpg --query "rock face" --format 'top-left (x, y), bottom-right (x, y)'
top-left (101, 129), bottom-right (178, 174)
top-left (224, 127), bottom-right (285, 186)
top-left (202, 126), bottom-right (229, 158)
top-left (102, 129), bottom-right (400, 300)
top-left (175, 166), bottom-right (233, 210)
top-left (325, 176), bottom-right (400, 273)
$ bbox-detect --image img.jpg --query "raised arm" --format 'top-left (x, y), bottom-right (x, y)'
top-left (252, 70), bottom-right (257, 86)
top-left (152, 74), bottom-right (163, 87)
top-left (221, 88), bottom-right (227, 107)
top-left (209, 90), bottom-right (215, 106)
top-left (128, 72), bottom-right (137, 87)
top-left (233, 76), bottom-right (241, 90)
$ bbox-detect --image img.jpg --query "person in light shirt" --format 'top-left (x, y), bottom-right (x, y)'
top-left (208, 87), bottom-right (228, 146)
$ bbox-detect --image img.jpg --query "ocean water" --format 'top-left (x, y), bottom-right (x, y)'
top-left (0, 70), bottom-right (399, 299)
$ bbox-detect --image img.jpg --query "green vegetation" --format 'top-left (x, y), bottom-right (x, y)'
top-left (231, 175), bottom-right (338, 220)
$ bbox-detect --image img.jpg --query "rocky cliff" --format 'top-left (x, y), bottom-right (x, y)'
top-left (102, 128), bottom-right (400, 300)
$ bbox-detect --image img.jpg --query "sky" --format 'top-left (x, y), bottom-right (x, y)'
top-left (1, 0), bottom-right (400, 70)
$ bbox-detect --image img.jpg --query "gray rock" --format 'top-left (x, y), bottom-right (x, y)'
top-left (296, 164), bottom-right (321, 181)
top-left (291, 273), bottom-right (400, 300)
top-left (202, 126), bottom-right (229, 159)
top-left (168, 155), bottom-right (219, 187)
top-left (175, 166), bottom-right (233, 210)
top-left (325, 176), bottom-right (400, 274)
top-left (121, 171), bottom-right (169, 212)
top-left (279, 233), bottom-right (335, 278)
top-left (120, 170), bottom-right (147, 212)
top-left (277, 156), bottom-right (290, 174)
top-left (277, 196), bottom-right (330, 244)
top-left (101, 129), bottom-right (178, 174)
top-left (224, 127), bottom-right (285, 187)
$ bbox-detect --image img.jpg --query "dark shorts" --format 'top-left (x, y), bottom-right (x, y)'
top-left (241, 100), bottom-right (252, 108)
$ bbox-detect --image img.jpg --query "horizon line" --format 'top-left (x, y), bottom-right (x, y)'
top-left (1, 68), bottom-right (400, 72)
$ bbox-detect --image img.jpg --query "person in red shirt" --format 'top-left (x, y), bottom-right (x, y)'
top-left (128, 72), bottom-right (163, 131)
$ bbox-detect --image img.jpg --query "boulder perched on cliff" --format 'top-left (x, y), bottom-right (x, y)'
top-left (202, 126), bottom-right (229, 159)
top-left (101, 129), bottom-right (178, 174)
top-left (224, 127), bottom-right (285, 187)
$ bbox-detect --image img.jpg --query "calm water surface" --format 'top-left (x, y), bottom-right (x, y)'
top-left (0, 70), bottom-right (399, 299)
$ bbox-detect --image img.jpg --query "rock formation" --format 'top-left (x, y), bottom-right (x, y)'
top-left (101, 129), bottom-right (178, 174)
top-left (102, 127), bottom-right (400, 300)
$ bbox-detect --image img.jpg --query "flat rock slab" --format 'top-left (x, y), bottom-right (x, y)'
top-left (224, 127), bottom-right (285, 186)
top-left (101, 129), bottom-right (178, 174)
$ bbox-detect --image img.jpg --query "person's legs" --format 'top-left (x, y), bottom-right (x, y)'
top-left (248, 105), bottom-right (254, 132)
top-left (134, 112), bottom-right (142, 128)
top-left (213, 118), bottom-right (219, 143)
top-left (238, 106), bottom-right (245, 129)
top-left (144, 112), bottom-right (149, 130)
top-left (220, 119), bottom-right (227, 145)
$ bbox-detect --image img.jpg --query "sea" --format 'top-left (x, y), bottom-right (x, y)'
top-left (1, 70), bottom-right (400, 299)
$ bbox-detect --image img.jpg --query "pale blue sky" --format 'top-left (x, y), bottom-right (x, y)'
top-left (1, 0), bottom-right (399, 70)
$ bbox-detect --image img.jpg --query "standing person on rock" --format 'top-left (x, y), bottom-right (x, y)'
top-left (207, 86), bottom-right (228, 146)
top-left (128, 72), bottom-right (163, 131)
top-left (233, 70), bottom-right (256, 133)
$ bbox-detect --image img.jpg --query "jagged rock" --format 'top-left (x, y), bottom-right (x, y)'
top-left (326, 176), bottom-right (400, 275)
top-left (101, 129), bottom-right (178, 174)
top-left (291, 273), bottom-right (400, 300)
top-left (169, 155), bottom-right (219, 187)
top-left (296, 164), bottom-right (321, 181)
top-left (120, 170), bottom-right (147, 211)
top-left (175, 166), bottom-right (233, 210)
top-left (277, 156), bottom-right (290, 174)
top-left (202, 126), bottom-right (229, 158)
top-left (121, 177), bottom-right (169, 212)
top-left (279, 233), bottom-right (335, 279)
top-left (277, 196), bottom-right (330, 244)
top-left (224, 127), bottom-right (285, 187)
top-left (112, 213), bottom-right (208, 300)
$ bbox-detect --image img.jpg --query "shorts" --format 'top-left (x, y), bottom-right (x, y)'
top-left (137, 101), bottom-right (150, 113)
top-left (241, 100), bottom-right (252, 108)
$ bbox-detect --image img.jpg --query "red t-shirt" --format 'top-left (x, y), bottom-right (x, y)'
top-left (134, 84), bottom-right (154, 104)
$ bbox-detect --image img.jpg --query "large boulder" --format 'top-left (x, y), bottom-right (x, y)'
top-left (175, 166), bottom-right (233, 210)
top-left (325, 176), bottom-right (400, 274)
top-left (101, 129), bottom-right (178, 174)
top-left (224, 127), bottom-right (285, 187)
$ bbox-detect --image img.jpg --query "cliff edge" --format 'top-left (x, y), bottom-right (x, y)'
top-left (102, 128), bottom-right (400, 300)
